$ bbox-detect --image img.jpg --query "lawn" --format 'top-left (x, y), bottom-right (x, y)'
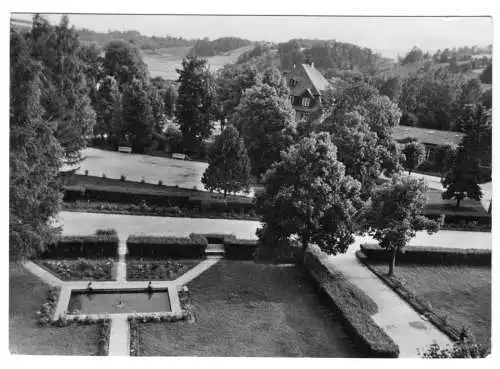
top-left (126, 259), bottom-right (200, 281)
top-left (366, 262), bottom-right (491, 347)
top-left (9, 264), bottom-right (102, 355)
top-left (135, 260), bottom-right (365, 357)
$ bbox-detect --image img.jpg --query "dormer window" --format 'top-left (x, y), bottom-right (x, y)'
top-left (302, 97), bottom-right (310, 107)
top-left (289, 78), bottom-right (297, 87)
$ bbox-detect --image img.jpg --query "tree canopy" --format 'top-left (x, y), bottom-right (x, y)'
top-left (362, 175), bottom-right (438, 275)
top-left (231, 83), bottom-right (297, 178)
top-left (10, 29), bottom-right (63, 261)
top-left (257, 132), bottom-right (363, 261)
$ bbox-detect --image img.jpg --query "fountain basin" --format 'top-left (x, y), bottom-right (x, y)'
top-left (68, 289), bottom-right (171, 314)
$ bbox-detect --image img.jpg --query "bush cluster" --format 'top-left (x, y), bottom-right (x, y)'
top-left (36, 288), bottom-right (59, 326)
top-left (360, 244), bottom-right (491, 266)
top-left (304, 246), bottom-right (400, 358)
top-left (42, 230), bottom-right (119, 258)
top-left (127, 235), bottom-right (207, 258)
top-left (128, 311), bottom-right (187, 324)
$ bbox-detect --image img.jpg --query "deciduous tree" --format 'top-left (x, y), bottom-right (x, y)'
top-left (103, 39), bottom-right (149, 86)
top-left (175, 57), bottom-right (216, 155)
top-left (257, 133), bottom-right (363, 263)
top-left (402, 141), bottom-right (426, 175)
top-left (202, 125), bottom-right (251, 197)
top-left (231, 84), bottom-right (297, 178)
top-left (362, 175), bottom-right (438, 276)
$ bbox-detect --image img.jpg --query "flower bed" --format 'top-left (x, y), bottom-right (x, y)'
top-left (62, 201), bottom-right (260, 221)
top-left (304, 246), bottom-right (399, 358)
top-left (126, 259), bottom-right (200, 281)
top-left (38, 258), bottom-right (114, 281)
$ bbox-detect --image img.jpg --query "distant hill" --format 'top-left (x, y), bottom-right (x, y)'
top-left (188, 37), bottom-right (252, 57)
top-left (143, 44), bottom-right (254, 80)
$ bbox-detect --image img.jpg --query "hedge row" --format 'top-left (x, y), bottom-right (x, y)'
top-left (360, 244), bottom-right (491, 266)
top-left (64, 185), bottom-right (255, 213)
top-left (126, 235), bottom-right (207, 258)
top-left (304, 246), bottom-right (400, 358)
top-left (224, 238), bottom-right (259, 260)
top-left (189, 233), bottom-right (237, 244)
top-left (41, 230), bottom-right (119, 258)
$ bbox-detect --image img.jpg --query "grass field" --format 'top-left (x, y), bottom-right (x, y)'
top-left (366, 262), bottom-right (491, 347)
top-left (142, 45), bottom-right (253, 80)
top-left (136, 260), bottom-right (364, 357)
top-left (9, 264), bottom-right (102, 355)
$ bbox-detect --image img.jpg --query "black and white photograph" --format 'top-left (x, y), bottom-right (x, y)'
top-left (7, 2), bottom-right (494, 361)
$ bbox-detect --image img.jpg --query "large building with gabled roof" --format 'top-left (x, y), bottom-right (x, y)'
top-left (283, 62), bottom-right (332, 122)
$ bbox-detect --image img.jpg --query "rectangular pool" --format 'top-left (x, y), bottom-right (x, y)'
top-left (68, 290), bottom-right (171, 314)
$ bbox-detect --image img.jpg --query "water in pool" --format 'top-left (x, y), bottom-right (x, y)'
top-left (68, 290), bottom-right (171, 314)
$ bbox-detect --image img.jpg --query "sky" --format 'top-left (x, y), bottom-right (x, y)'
top-left (11, 14), bottom-right (492, 59)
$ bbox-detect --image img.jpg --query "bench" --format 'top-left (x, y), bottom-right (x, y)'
top-left (172, 153), bottom-right (187, 160)
top-left (118, 146), bottom-right (132, 153)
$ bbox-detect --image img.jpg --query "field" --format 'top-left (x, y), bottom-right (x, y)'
top-left (366, 262), bottom-right (491, 347)
top-left (142, 45), bottom-right (253, 80)
top-left (9, 264), bottom-right (102, 355)
top-left (135, 260), bottom-right (364, 357)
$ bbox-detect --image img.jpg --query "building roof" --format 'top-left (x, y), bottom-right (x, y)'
top-left (392, 125), bottom-right (464, 146)
top-left (289, 63), bottom-right (330, 97)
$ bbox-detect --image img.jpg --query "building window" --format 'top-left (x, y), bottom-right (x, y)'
top-left (302, 97), bottom-right (310, 107)
top-left (289, 79), bottom-right (297, 87)
top-left (289, 96), bottom-right (294, 105)
top-left (303, 112), bottom-right (311, 121)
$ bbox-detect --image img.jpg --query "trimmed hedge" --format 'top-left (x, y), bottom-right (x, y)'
top-left (304, 246), bottom-right (400, 358)
top-left (189, 233), bottom-right (237, 244)
top-left (224, 238), bottom-right (259, 260)
top-left (41, 231), bottom-right (119, 258)
top-left (126, 235), bottom-right (207, 258)
top-left (360, 244), bottom-right (491, 266)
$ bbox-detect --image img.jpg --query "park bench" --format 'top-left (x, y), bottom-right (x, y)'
top-left (118, 146), bottom-right (132, 153)
top-left (172, 153), bottom-right (188, 160)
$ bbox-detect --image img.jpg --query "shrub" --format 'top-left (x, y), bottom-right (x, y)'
top-left (36, 288), bottom-right (59, 326)
top-left (85, 170), bottom-right (89, 176)
top-left (189, 233), bottom-right (236, 244)
top-left (127, 259), bottom-right (199, 280)
top-left (141, 177), bottom-right (146, 184)
top-left (360, 244), bottom-right (491, 266)
top-left (120, 175), bottom-right (126, 181)
top-left (102, 173), bottom-right (107, 179)
top-left (95, 229), bottom-right (118, 236)
top-left (127, 235), bottom-right (207, 258)
top-left (158, 180), bottom-right (163, 186)
top-left (42, 231), bottom-right (119, 258)
top-left (304, 246), bottom-right (399, 358)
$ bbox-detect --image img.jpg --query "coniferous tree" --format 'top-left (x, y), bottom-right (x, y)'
top-left (28, 14), bottom-right (96, 165)
top-left (10, 30), bottom-right (63, 261)
top-left (202, 125), bottom-right (251, 197)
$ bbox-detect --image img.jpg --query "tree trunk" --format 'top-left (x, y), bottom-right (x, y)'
top-left (456, 198), bottom-right (461, 208)
top-left (387, 248), bottom-right (397, 276)
top-left (224, 188), bottom-right (227, 198)
top-left (408, 169), bottom-right (412, 176)
top-left (300, 235), bottom-right (310, 268)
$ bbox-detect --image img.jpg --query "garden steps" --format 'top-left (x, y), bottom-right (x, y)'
top-left (205, 243), bottom-right (225, 257)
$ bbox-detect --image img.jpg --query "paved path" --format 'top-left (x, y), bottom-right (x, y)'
top-left (57, 212), bottom-right (261, 240)
top-left (323, 247), bottom-right (452, 357)
top-left (174, 258), bottom-right (222, 285)
top-left (108, 315), bottom-right (130, 356)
